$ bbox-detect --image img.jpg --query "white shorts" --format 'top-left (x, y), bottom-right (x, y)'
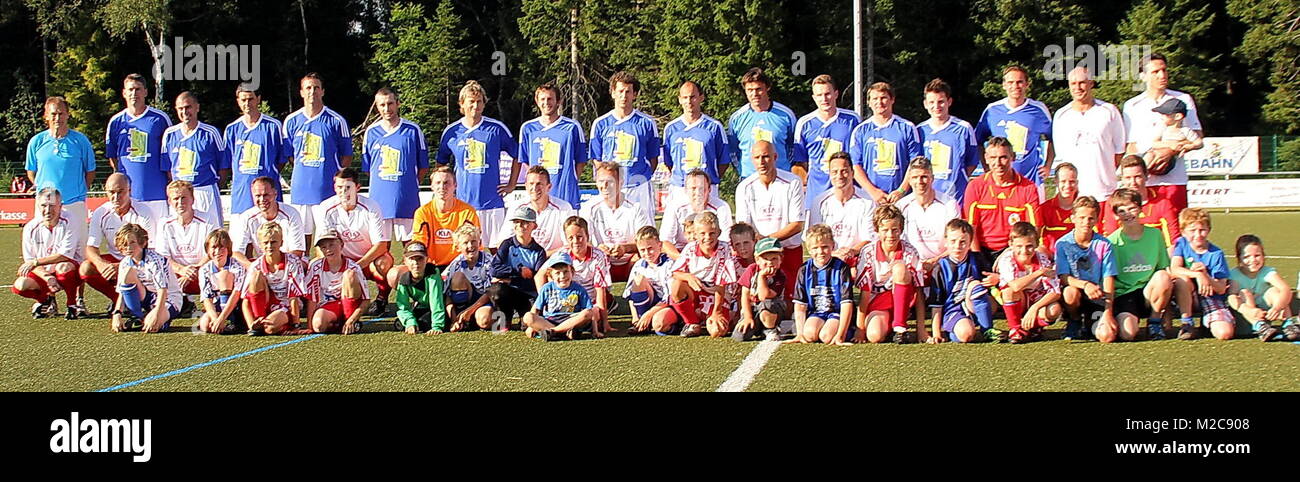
top-left (385, 218), bottom-right (415, 243)
top-left (185, 183), bottom-right (224, 226)
top-left (479, 208), bottom-right (505, 249)
top-left (62, 201), bottom-right (89, 255)
top-left (139, 200), bottom-right (171, 221)
top-left (665, 184), bottom-right (719, 213)
top-left (291, 203), bottom-right (317, 235)
top-left (623, 182), bottom-right (657, 224)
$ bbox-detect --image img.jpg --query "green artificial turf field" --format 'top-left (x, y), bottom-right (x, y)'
top-left (1, 209), bottom-right (1297, 392)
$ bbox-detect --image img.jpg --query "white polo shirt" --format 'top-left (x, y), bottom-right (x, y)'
top-left (736, 169), bottom-right (807, 249)
top-left (659, 196), bottom-right (734, 248)
top-left (315, 194), bottom-right (389, 261)
top-left (1122, 89), bottom-right (1202, 186)
top-left (496, 197), bottom-right (576, 253)
top-left (579, 197), bottom-right (652, 265)
top-left (231, 202), bottom-right (307, 256)
top-left (808, 187), bottom-right (876, 251)
top-left (1053, 98), bottom-right (1127, 201)
top-left (24, 216), bottom-right (81, 263)
top-left (896, 192), bottom-right (959, 260)
top-left (87, 202), bottom-right (157, 258)
top-left (156, 214), bottom-right (219, 266)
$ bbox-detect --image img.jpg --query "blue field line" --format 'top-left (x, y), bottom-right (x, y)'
top-left (95, 334), bottom-right (325, 392)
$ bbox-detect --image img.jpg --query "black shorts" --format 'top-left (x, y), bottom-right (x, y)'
top-left (973, 249), bottom-right (1005, 271)
top-left (1113, 290), bottom-right (1152, 319)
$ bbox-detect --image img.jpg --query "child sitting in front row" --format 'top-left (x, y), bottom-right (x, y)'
top-left (1228, 234), bottom-right (1298, 342)
top-left (445, 224), bottom-right (495, 332)
top-left (624, 226), bottom-right (673, 335)
top-left (785, 225), bottom-right (855, 345)
top-left (525, 252), bottom-right (598, 342)
top-left (111, 223), bottom-right (183, 333)
top-left (929, 219), bottom-right (1001, 343)
top-left (995, 222), bottom-right (1062, 343)
top-left (854, 205), bottom-right (927, 344)
top-left (1054, 196), bottom-right (1117, 342)
top-left (195, 229), bottom-right (247, 334)
top-left (395, 242), bottom-right (450, 335)
top-left (1167, 208), bottom-right (1233, 340)
top-left (655, 211), bottom-right (739, 338)
top-left (241, 222), bottom-right (311, 336)
top-left (733, 237), bottom-right (790, 342)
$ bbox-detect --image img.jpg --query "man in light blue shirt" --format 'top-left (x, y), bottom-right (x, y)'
top-left (728, 68), bottom-right (800, 180)
top-left (26, 96), bottom-right (95, 246)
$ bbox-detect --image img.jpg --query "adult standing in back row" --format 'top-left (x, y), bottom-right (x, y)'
top-left (105, 73), bottom-right (172, 215)
top-left (437, 80), bottom-right (520, 247)
top-left (1122, 53), bottom-right (1202, 213)
top-left (975, 65), bottom-right (1054, 190)
top-left (729, 68), bottom-right (802, 181)
top-left (283, 72), bottom-right (353, 245)
top-left (590, 71), bottom-right (660, 224)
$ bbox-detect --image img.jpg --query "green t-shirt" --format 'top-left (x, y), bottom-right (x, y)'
top-left (1108, 226), bottom-right (1171, 296)
top-left (1229, 266), bottom-right (1276, 309)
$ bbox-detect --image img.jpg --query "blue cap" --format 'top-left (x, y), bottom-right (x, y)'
top-left (540, 251), bottom-right (574, 271)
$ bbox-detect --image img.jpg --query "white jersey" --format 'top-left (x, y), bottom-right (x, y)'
top-left (578, 197), bottom-right (652, 265)
top-left (735, 169), bottom-right (807, 248)
top-left (1122, 88), bottom-right (1202, 186)
top-left (443, 251), bottom-right (493, 292)
top-left (156, 214), bottom-right (218, 267)
top-left (314, 194), bottom-right (389, 261)
top-left (561, 246), bottom-right (611, 299)
top-left (231, 203), bottom-right (307, 257)
top-left (23, 216), bottom-right (81, 263)
top-left (245, 252), bottom-right (307, 302)
top-left (896, 193), bottom-right (959, 260)
top-left (198, 257), bottom-right (247, 303)
top-left (496, 197), bottom-right (576, 253)
top-left (660, 196), bottom-right (734, 248)
top-left (120, 249), bottom-right (183, 310)
top-left (808, 188), bottom-right (877, 251)
top-left (305, 257), bottom-right (371, 303)
top-left (87, 202), bottom-right (156, 258)
top-left (1052, 99), bottom-right (1126, 201)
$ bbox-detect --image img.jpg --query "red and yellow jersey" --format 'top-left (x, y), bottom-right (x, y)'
top-left (1100, 188), bottom-right (1179, 247)
top-left (963, 173), bottom-right (1041, 252)
top-left (1038, 197), bottom-right (1073, 256)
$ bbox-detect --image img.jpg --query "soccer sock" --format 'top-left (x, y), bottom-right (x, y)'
top-left (628, 290), bottom-right (653, 318)
top-left (1179, 316), bottom-right (1194, 328)
top-left (246, 290), bottom-right (272, 319)
top-left (1003, 300), bottom-right (1025, 333)
top-left (12, 285), bottom-right (50, 304)
top-left (83, 270), bottom-right (119, 303)
top-left (53, 270), bottom-right (82, 305)
top-left (118, 284), bottom-right (144, 318)
top-left (970, 294), bottom-right (995, 330)
top-left (890, 283), bottom-right (916, 331)
top-left (342, 297), bottom-right (362, 319)
top-left (671, 294), bottom-right (700, 325)
top-left (1147, 317), bottom-right (1163, 328)
top-left (217, 291), bottom-right (232, 311)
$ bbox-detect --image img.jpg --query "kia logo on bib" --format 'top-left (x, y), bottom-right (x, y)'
top-left (341, 230), bottom-right (363, 242)
top-left (436, 228), bottom-right (453, 239)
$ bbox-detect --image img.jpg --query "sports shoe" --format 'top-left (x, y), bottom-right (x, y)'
top-left (1148, 323), bottom-right (1166, 341)
top-left (1008, 329), bottom-right (1028, 344)
top-left (365, 299), bottom-right (388, 317)
top-left (983, 328), bottom-right (1006, 343)
top-left (680, 323), bottom-right (704, 338)
top-left (1062, 320), bottom-right (1081, 340)
top-left (892, 330), bottom-right (908, 344)
top-left (763, 328), bottom-right (781, 342)
top-left (538, 328), bottom-right (556, 342)
top-left (179, 297), bottom-right (195, 318)
top-left (730, 325), bottom-right (749, 341)
top-left (117, 311), bottom-right (143, 332)
top-left (1284, 323), bottom-right (1300, 341)
top-left (65, 303), bottom-right (88, 320)
top-left (1177, 323), bottom-right (1198, 341)
top-left (1256, 323), bottom-right (1279, 342)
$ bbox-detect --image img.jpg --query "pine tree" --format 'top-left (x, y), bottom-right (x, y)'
top-left (368, 0), bottom-right (470, 139)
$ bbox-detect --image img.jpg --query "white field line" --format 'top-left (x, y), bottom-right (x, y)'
top-left (717, 340), bottom-right (781, 392)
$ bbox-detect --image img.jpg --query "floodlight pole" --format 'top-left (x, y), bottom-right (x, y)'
top-left (853, 0), bottom-right (863, 115)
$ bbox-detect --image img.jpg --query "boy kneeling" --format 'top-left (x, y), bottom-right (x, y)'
top-left (395, 242), bottom-right (449, 334)
top-left (304, 230), bottom-right (371, 334)
top-left (995, 222), bottom-right (1062, 343)
top-left (785, 225), bottom-right (855, 345)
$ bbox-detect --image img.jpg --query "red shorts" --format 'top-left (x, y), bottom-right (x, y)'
top-left (865, 290), bottom-right (894, 315)
top-left (319, 300), bottom-right (356, 321)
top-left (22, 271), bottom-right (51, 292)
top-left (610, 262), bottom-right (632, 283)
top-left (182, 275), bottom-right (200, 295)
top-left (779, 246), bottom-right (803, 300)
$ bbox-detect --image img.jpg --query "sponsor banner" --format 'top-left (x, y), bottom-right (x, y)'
top-left (1188, 178), bottom-right (1300, 208)
top-left (1183, 137), bottom-right (1259, 176)
top-left (0, 197), bottom-right (109, 225)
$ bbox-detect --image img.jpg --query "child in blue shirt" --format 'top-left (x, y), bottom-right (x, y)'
top-left (524, 252), bottom-right (597, 341)
top-left (1054, 196), bottom-right (1118, 341)
top-left (929, 219), bottom-right (1001, 343)
top-left (1167, 208), bottom-right (1233, 340)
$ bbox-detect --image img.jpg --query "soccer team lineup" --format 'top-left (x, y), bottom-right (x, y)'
top-left (18, 53), bottom-right (1300, 354)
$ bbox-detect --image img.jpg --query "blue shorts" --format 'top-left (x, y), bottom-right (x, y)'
top-left (628, 290), bottom-right (660, 318)
top-left (137, 291), bottom-right (181, 330)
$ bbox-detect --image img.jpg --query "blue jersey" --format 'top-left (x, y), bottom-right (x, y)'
top-left (849, 114), bottom-right (922, 194)
top-left (662, 114), bottom-right (729, 186)
top-left (795, 108), bottom-right (861, 210)
top-left (918, 116), bottom-right (980, 204)
top-left (792, 257), bottom-right (854, 316)
top-left (162, 122), bottom-right (227, 188)
top-left (1171, 238), bottom-right (1230, 280)
top-left (588, 109), bottom-right (660, 186)
top-left (105, 107), bottom-right (173, 201)
top-left (728, 102), bottom-right (799, 178)
top-left (224, 115), bottom-right (288, 214)
top-left (437, 116), bottom-right (517, 210)
top-left (519, 116), bottom-right (586, 206)
top-left (974, 98), bottom-right (1053, 184)
top-left (362, 119), bottom-right (429, 219)
top-left (491, 235), bottom-right (547, 297)
top-left (283, 106), bottom-right (353, 205)
top-left (931, 253), bottom-right (992, 309)
top-left (26, 129), bottom-right (96, 204)
top-left (1054, 233), bottom-right (1118, 285)
top-left (534, 281), bottom-right (592, 319)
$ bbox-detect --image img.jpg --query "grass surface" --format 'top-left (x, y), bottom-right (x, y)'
top-left (1, 209), bottom-right (1298, 392)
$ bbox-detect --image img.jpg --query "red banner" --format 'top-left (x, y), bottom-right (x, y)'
top-left (0, 197), bottom-right (110, 225)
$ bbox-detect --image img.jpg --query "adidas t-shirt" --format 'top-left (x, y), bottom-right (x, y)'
top-left (1107, 226), bottom-right (1170, 296)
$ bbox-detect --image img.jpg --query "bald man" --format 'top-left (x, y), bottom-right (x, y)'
top-left (81, 173), bottom-right (158, 313)
top-left (735, 140), bottom-right (806, 299)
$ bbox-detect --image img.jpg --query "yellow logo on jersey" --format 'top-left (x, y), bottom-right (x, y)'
top-left (127, 128), bottom-right (148, 159)
top-left (753, 127), bottom-right (774, 144)
top-left (1005, 121), bottom-right (1029, 155)
top-left (238, 140), bottom-right (262, 174)
top-left (927, 140), bottom-right (952, 178)
top-left (820, 138), bottom-right (843, 173)
top-left (682, 138), bottom-right (705, 170)
top-left (614, 131), bottom-right (637, 166)
top-left (538, 137), bottom-right (561, 171)
top-left (873, 138), bottom-right (897, 172)
top-left (379, 145), bottom-right (403, 180)
top-left (465, 138), bottom-right (486, 172)
top-left (176, 147), bottom-right (197, 180)
top-left (301, 132), bottom-right (325, 167)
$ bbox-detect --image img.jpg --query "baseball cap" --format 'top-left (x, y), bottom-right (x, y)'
top-left (755, 237), bottom-right (783, 256)
top-left (404, 241), bottom-right (428, 259)
top-left (510, 205), bottom-right (538, 223)
top-left (1152, 98), bottom-right (1187, 116)
top-left (540, 251), bottom-right (573, 272)
top-left (315, 229), bottom-right (342, 246)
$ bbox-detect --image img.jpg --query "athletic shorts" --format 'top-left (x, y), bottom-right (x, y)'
top-left (138, 290), bottom-right (181, 330)
top-left (319, 299), bottom-right (358, 322)
top-left (750, 298), bottom-right (788, 319)
top-left (1114, 290), bottom-right (1153, 319)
